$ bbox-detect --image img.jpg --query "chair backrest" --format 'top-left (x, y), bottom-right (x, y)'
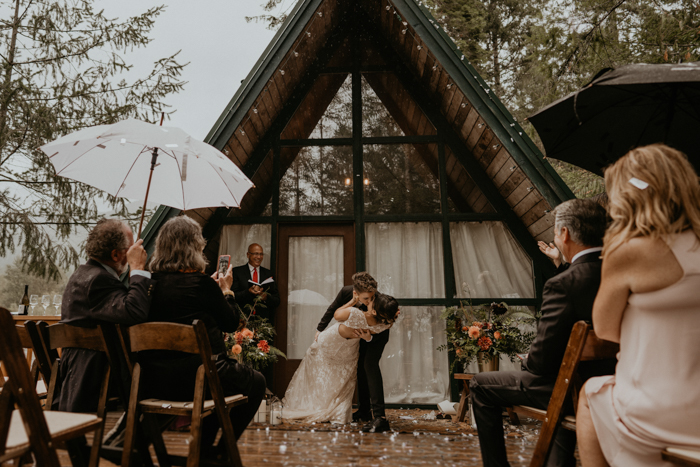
top-left (0, 308), bottom-right (60, 465)
top-left (42, 323), bottom-right (114, 411)
top-left (18, 322), bottom-right (53, 385)
top-left (126, 322), bottom-right (201, 354)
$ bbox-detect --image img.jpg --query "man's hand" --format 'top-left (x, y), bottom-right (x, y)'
top-left (211, 264), bottom-right (234, 292)
top-left (248, 285), bottom-right (263, 295)
top-left (126, 239), bottom-right (147, 271)
top-left (538, 241), bottom-right (561, 267)
top-left (315, 330), bottom-right (320, 342)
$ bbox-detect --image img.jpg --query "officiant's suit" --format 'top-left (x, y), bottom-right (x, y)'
top-left (231, 264), bottom-right (280, 322)
top-left (317, 285), bottom-right (389, 419)
top-left (469, 251), bottom-right (616, 467)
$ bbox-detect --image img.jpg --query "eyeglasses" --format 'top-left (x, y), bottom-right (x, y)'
top-left (248, 252), bottom-right (264, 256)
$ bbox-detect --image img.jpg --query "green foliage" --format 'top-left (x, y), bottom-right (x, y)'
top-left (438, 301), bottom-right (537, 372)
top-left (0, 0), bottom-right (187, 280)
top-left (225, 294), bottom-right (286, 371)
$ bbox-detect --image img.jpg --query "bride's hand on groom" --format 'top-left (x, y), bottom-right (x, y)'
top-left (358, 329), bottom-right (372, 341)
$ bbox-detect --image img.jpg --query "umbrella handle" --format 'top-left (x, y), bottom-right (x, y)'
top-left (137, 148), bottom-right (159, 238)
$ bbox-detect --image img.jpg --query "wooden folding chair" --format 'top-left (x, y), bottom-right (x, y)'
top-left (663, 447), bottom-right (700, 466)
top-left (43, 323), bottom-right (114, 467)
top-left (0, 308), bottom-right (102, 467)
top-left (121, 320), bottom-right (247, 467)
top-left (509, 321), bottom-right (619, 467)
top-left (0, 322), bottom-right (51, 397)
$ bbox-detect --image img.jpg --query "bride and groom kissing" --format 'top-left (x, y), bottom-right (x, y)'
top-left (281, 272), bottom-right (400, 433)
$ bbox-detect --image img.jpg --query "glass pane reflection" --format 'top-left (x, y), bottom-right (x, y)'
top-left (379, 306), bottom-right (450, 404)
top-left (279, 146), bottom-right (353, 216)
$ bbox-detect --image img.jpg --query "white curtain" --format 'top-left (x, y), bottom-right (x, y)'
top-left (450, 221), bottom-right (534, 298)
top-left (364, 222), bottom-right (445, 298)
top-left (379, 307), bottom-right (450, 404)
top-left (218, 224), bottom-right (271, 269)
top-left (287, 236), bottom-right (344, 359)
top-left (365, 223), bottom-right (447, 404)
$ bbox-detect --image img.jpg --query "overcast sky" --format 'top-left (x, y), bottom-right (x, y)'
top-left (96, 0), bottom-right (290, 140)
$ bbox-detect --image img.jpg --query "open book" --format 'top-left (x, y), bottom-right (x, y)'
top-left (249, 277), bottom-right (274, 287)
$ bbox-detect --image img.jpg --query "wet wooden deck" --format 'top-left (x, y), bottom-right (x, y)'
top-left (50, 410), bottom-right (575, 466)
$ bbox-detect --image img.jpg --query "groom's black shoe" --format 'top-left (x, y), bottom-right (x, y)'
top-left (352, 411), bottom-right (372, 423)
top-left (362, 417), bottom-right (390, 433)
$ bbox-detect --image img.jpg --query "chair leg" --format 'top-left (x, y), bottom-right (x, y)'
top-left (121, 364), bottom-right (142, 467)
top-left (506, 408), bottom-right (521, 425)
top-left (456, 381), bottom-right (469, 423)
top-left (142, 413), bottom-right (172, 467)
top-left (87, 367), bottom-right (110, 467)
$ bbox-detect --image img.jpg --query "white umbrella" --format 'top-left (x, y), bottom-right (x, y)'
top-left (40, 118), bottom-right (254, 235)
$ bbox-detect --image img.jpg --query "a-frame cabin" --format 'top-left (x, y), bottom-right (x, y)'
top-left (142, 0), bottom-right (574, 403)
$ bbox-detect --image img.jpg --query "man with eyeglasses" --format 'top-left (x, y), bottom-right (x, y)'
top-left (231, 243), bottom-right (280, 323)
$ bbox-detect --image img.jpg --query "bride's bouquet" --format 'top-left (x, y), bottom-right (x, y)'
top-left (438, 301), bottom-right (537, 372)
top-left (224, 295), bottom-right (286, 371)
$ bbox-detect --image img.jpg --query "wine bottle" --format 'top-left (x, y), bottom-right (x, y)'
top-left (21, 285), bottom-right (29, 315)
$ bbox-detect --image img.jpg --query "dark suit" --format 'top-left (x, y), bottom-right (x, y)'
top-left (469, 251), bottom-right (616, 467)
top-left (58, 259), bottom-right (155, 412)
top-left (231, 264), bottom-right (280, 322)
top-left (318, 285), bottom-right (390, 418)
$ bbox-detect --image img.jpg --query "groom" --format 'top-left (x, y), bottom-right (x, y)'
top-left (315, 272), bottom-right (392, 433)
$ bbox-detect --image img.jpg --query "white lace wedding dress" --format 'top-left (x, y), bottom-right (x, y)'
top-left (281, 307), bottom-right (391, 424)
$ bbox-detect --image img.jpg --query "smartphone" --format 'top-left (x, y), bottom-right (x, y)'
top-left (218, 255), bottom-right (230, 276)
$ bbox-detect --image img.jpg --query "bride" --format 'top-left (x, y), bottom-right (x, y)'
top-left (281, 292), bottom-right (399, 424)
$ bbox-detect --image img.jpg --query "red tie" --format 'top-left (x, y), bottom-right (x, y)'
top-left (253, 268), bottom-right (258, 284)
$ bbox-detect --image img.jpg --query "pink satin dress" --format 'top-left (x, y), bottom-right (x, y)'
top-left (586, 230), bottom-right (700, 466)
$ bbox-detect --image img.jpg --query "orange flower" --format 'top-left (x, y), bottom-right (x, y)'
top-left (494, 331), bottom-right (502, 340)
top-left (472, 321), bottom-right (483, 329)
top-left (455, 348), bottom-right (462, 355)
top-left (257, 340), bottom-right (270, 353)
top-left (478, 336), bottom-right (492, 351)
top-left (486, 323), bottom-right (493, 330)
top-left (234, 331), bottom-right (244, 344)
top-left (231, 344), bottom-right (242, 355)
top-left (468, 326), bottom-right (481, 339)
top-left (462, 326), bottom-right (468, 332)
top-left (241, 328), bottom-right (254, 339)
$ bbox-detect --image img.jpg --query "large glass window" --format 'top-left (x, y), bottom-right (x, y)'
top-left (365, 222), bottom-right (445, 299)
top-left (450, 221), bottom-right (535, 298)
top-left (279, 146), bottom-right (353, 216)
top-left (218, 224), bottom-right (272, 269)
top-left (379, 306), bottom-right (450, 404)
top-left (363, 144), bottom-right (441, 215)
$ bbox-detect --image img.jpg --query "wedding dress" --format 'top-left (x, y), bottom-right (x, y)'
top-left (282, 307), bottom-right (391, 424)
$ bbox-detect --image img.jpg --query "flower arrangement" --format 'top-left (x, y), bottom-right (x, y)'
top-left (224, 295), bottom-right (286, 371)
top-left (438, 301), bottom-right (537, 372)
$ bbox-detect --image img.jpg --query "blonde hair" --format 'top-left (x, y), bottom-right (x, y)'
top-left (603, 144), bottom-right (700, 256)
top-left (149, 216), bottom-right (208, 273)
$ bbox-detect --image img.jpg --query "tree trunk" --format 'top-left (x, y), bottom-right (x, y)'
top-left (0, 0), bottom-right (21, 165)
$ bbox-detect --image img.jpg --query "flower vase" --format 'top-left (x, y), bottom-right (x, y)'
top-left (477, 352), bottom-right (500, 372)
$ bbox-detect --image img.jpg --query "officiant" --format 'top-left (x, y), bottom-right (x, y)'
top-left (232, 243), bottom-right (280, 323)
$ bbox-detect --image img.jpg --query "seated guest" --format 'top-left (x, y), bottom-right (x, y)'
top-left (577, 144), bottom-right (700, 466)
top-left (231, 243), bottom-right (280, 322)
top-left (58, 218), bottom-right (153, 412)
top-left (470, 199), bottom-right (616, 467)
top-left (139, 216), bottom-right (265, 448)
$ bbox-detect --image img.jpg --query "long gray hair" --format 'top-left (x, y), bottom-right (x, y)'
top-left (149, 216), bottom-right (208, 273)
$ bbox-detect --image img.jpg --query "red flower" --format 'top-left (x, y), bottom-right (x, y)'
top-left (478, 336), bottom-right (493, 351)
top-left (494, 331), bottom-right (502, 339)
top-left (234, 331), bottom-right (244, 344)
top-left (468, 326), bottom-right (481, 339)
top-left (486, 323), bottom-right (493, 330)
top-left (257, 340), bottom-right (270, 353)
top-left (472, 321), bottom-right (483, 329)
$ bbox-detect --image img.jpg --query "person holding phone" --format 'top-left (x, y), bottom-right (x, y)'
top-left (231, 244), bottom-right (280, 322)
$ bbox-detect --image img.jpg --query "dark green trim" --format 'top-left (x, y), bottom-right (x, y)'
top-left (393, 0), bottom-right (574, 206)
top-left (140, 206), bottom-right (181, 255)
top-left (352, 25), bottom-right (366, 273)
top-left (438, 142), bottom-right (457, 300)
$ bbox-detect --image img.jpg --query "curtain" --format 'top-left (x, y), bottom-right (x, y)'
top-left (450, 222), bottom-right (534, 298)
top-left (379, 307), bottom-right (450, 404)
top-left (364, 222), bottom-right (445, 298)
top-left (218, 224), bottom-right (272, 269)
top-left (287, 236), bottom-right (344, 359)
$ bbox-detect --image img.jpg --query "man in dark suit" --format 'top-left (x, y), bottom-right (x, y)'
top-left (231, 243), bottom-right (280, 322)
top-left (470, 199), bottom-right (615, 467)
top-left (58, 218), bottom-right (155, 413)
top-left (315, 272), bottom-right (395, 433)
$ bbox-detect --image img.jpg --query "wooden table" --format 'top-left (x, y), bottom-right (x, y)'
top-left (12, 315), bottom-right (61, 325)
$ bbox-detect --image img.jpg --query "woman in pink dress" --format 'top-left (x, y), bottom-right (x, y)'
top-left (576, 144), bottom-right (700, 466)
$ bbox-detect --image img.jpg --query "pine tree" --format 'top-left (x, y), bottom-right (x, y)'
top-left (0, 0), bottom-right (187, 280)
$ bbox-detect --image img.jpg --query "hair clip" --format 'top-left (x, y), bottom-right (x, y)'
top-left (629, 177), bottom-right (649, 190)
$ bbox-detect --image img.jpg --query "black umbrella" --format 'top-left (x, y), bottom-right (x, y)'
top-left (528, 61), bottom-right (700, 176)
